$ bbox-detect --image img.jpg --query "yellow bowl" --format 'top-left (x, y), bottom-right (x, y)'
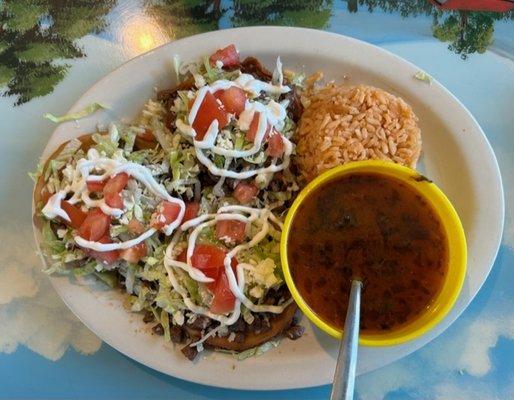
top-left (280, 160), bottom-right (467, 346)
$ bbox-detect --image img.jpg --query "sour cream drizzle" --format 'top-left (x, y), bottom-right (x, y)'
top-left (42, 147), bottom-right (185, 252)
top-left (176, 62), bottom-right (293, 179)
top-left (163, 205), bottom-right (290, 326)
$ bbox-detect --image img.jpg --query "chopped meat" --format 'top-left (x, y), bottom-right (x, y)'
top-left (182, 303), bottom-right (298, 352)
top-left (234, 332), bottom-right (246, 343)
top-left (157, 77), bottom-right (195, 107)
top-left (157, 88), bottom-right (178, 103)
top-left (187, 316), bottom-right (212, 330)
top-left (250, 315), bottom-right (262, 334)
top-left (240, 57), bottom-right (273, 82)
top-left (152, 323), bottom-right (164, 335)
top-left (261, 317), bottom-right (271, 333)
top-left (250, 315), bottom-right (270, 334)
top-left (181, 344), bottom-right (199, 361)
top-left (285, 87), bottom-right (303, 123)
top-left (229, 317), bottom-right (247, 333)
top-left (143, 311), bottom-right (154, 323)
top-left (286, 325), bottom-right (305, 340)
top-left (170, 325), bottom-right (185, 343)
top-left (164, 111), bottom-right (177, 131)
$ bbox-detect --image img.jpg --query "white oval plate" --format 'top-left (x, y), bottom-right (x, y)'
top-left (33, 27), bottom-right (504, 390)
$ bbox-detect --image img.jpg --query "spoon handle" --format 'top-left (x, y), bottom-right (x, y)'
top-left (330, 280), bottom-right (362, 400)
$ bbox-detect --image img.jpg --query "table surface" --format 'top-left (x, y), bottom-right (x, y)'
top-left (1, 1), bottom-right (513, 399)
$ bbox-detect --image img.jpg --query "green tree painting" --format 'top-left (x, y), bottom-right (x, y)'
top-left (146, 0), bottom-right (333, 38)
top-left (432, 11), bottom-right (514, 59)
top-left (232, 0), bottom-right (333, 29)
top-left (351, 0), bottom-right (514, 59)
top-left (0, 0), bottom-right (115, 105)
top-left (145, 0), bottom-right (222, 39)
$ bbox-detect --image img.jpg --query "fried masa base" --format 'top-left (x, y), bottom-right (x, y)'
top-left (185, 303), bottom-right (297, 351)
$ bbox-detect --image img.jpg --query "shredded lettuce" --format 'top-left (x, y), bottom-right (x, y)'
top-left (234, 133), bottom-right (245, 151)
top-left (42, 221), bottom-right (65, 254)
top-left (244, 151), bottom-right (266, 165)
top-left (282, 117), bottom-right (295, 139)
top-left (237, 339), bottom-right (281, 360)
top-left (182, 274), bottom-right (201, 303)
top-left (43, 103), bottom-right (108, 123)
top-left (155, 290), bottom-right (186, 314)
top-left (200, 56), bottom-right (240, 84)
top-left (413, 71), bottom-right (432, 84)
top-left (125, 264), bottom-right (136, 294)
top-left (168, 147), bottom-right (199, 183)
top-left (284, 69), bottom-right (305, 87)
top-left (172, 54), bottom-right (181, 82)
top-left (161, 309), bottom-right (171, 342)
top-left (110, 224), bottom-right (128, 238)
top-left (29, 162), bottom-right (44, 182)
top-left (55, 138), bottom-right (82, 162)
top-left (213, 154), bottom-right (225, 168)
top-left (122, 129), bottom-right (137, 153)
top-left (203, 56), bottom-right (221, 84)
top-left (129, 285), bottom-right (155, 311)
top-left (94, 271), bottom-right (118, 288)
top-left (128, 149), bottom-right (151, 164)
top-left (92, 132), bottom-right (118, 156)
top-left (73, 260), bottom-right (97, 277)
top-left (241, 305), bottom-right (255, 325)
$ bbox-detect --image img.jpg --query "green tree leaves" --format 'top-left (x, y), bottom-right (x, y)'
top-left (3, 0), bottom-right (49, 33)
top-left (353, 1), bottom-right (513, 59)
top-left (145, 0), bottom-right (221, 40)
top-left (4, 62), bottom-right (68, 104)
top-left (232, 0), bottom-right (333, 28)
top-left (14, 41), bottom-right (84, 64)
top-left (433, 12), bottom-right (495, 59)
top-left (0, 0), bottom-right (115, 105)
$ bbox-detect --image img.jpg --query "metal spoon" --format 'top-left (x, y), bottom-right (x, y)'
top-left (330, 280), bottom-right (362, 400)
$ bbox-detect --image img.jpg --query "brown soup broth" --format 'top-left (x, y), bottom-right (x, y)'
top-left (288, 173), bottom-right (448, 333)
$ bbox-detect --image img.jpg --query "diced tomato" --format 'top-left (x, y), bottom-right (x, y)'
top-left (86, 179), bottom-right (106, 192)
top-left (40, 188), bottom-right (52, 205)
top-left (266, 131), bottom-right (285, 157)
top-left (138, 129), bottom-right (154, 141)
top-left (150, 201), bottom-right (181, 230)
top-left (120, 242), bottom-right (147, 264)
top-left (78, 208), bottom-right (110, 241)
top-left (245, 112), bottom-right (271, 142)
top-left (104, 192), bottom-right (124, 209)
top-left (182, 244), bottom-right (238, 293)
top-left (210, 271), bottom-right (236, 314)
top-left (127, 218), bottom-right (145, 234)
top-left (233, 181), bottom-right (259, 204)
top-left (246, 112), bottom-right (260, 142)
top-left (177, 249), bottom-right (187, 263)
top-left (192, 91), bottom-right (229, 140)
top-left (190, 244), bottom-right (227, 291)
top-left (61, 201), bottom-right (87, 230)
top-left (209, 44), bottom-right (239, 68)
top-left (182, 202), bottom-right (199, 224)
top-left (85, 235), bottom-right (120, 265)
top-left (216, 220), bottom-right (247, 244)
top-left (190, 244), bottom-right (226, 272)
top-left (214, 87), bottom-right (246, 116)
top-left (103, 173), bottom-right (129, 195)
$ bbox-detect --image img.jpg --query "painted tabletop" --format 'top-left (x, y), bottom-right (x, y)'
top-left (1, 1), bottom-right (513, 399)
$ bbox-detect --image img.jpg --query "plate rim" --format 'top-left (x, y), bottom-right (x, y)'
top-left (33, 26), bottom-right (505, 390)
